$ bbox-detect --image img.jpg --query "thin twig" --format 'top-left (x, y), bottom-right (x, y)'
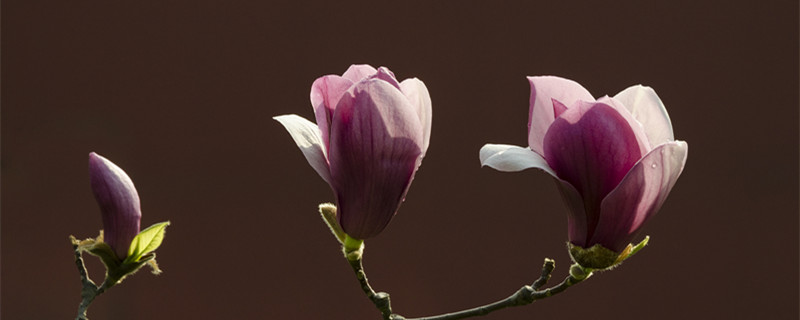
top-left (349, 255), bottom-right (587, 320)
top-left (532, 258), bottom-right (555, 290)
top-left (393, 273), bottom-right (584, 320)
top-left (348, 257), bottom-right (394, 320)
top-left (72, 237), bottom-right (105, 320)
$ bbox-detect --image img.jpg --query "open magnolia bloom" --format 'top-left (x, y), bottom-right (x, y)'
top-left (275, 65), bottom-right (432, 240)
top-left (480, 76), bottom-right (687, 266)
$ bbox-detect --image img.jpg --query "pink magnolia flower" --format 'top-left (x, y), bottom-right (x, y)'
top-left (275, 64), bottom-right (432, 240)
top-left (89, 152), bottom-right (142, 259)
top-left (480, 76), bottom-right (687, 253)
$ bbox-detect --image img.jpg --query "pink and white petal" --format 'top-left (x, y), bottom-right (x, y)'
top-left (310, 75), bottom-right (354, 148)
top-left (597, 96), bottom-right (652, 155)
top-left (273, 114), bottom-right (332, 184)
top-left (341, 64), bottom-right (378, 83)
top-left (554, 179), bottom-right (589, 247)
top-left (590, 141), bottom-right (688, 252)
top-left (329, 79), bottom-right (424, 239)
top-left (333, 79), bottom-right (425, 147)
top-left (400, 78), bottom-right (432, 153)
top-left (527, 76), bottom-right (595, 155)
top-left (369, 67), bottom-right (402, 90)
top-left (614, 85), bottom-right (674, 146)
top-left (479, 144), bottom-right (556, 177)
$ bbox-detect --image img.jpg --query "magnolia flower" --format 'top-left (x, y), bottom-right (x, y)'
top-left (275, 64), bottom-right (431, 240)
top-left (89, 152), bottom-right (142, 260)
top-left (480, 76), bottom-right (687, 255)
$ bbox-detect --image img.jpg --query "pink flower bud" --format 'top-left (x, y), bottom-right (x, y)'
top-left (276, 65), bottom-right (431, 239)
top-left (88, 152), bottom-right (142, 259)
top-left (481, 76), bottom-right (687, 253)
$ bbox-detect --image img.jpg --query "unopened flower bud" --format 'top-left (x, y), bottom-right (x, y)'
top-left (89, 152), bottom-right (142, 260)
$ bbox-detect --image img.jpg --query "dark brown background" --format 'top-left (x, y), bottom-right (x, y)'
top-left (2, 1), bottom-right (798, 319)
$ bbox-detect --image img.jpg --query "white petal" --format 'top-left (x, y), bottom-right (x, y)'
top-left (613, 85), bottom-right (674, 146)
top-left (479, 144), bottom-right (556, 177)
top-left (273, 114), bottom-right (332, 184)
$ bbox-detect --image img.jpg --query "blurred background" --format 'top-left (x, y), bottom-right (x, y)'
top-left (2, 1), bottom-right (797, 319)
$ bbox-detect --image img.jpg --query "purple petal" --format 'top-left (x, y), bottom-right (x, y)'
top-left (329, 79), bottom-right (424, 239)
top-left (613, 85), bottom-right (675, 147)
top-left (552, 99), bottom-right (567, 118)
top-left (527, 76), bottom-right (594, 155)
top-left (479, 144), bottom-right (556, 176)
top-left (273, 115), bottom-right (332, 184)
top-left (310, 75), bottom-right (354, 149)
top-left (89, 152), bottom-right (142, 259)
top-left (554, 179), bottom-right (589, 247)
top-left (597, 96), bottom-right (651, 155)
top-left (589, 141), bottom-right (688, 252)
top-left (341, 64), bottom-right (378, 83)
top-left (543, 102), bottom-right (643, 244)
top-left (400, 78), bottom-right (433, 153)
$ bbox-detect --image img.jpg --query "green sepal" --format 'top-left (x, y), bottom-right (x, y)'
top-left (73, 232), bottom-right (123, 270)
top-left (627, 236), bottom-right (650, 258)
top-left (103, 254), bottom-right (155, 289)
top-left (567, 236), bottom-right (650, 270)
top-left (88, 241), bottom-right (122, 270)
top-left (125, 221), bottom-right (170, 264)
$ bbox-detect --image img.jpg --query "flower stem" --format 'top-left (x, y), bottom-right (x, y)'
top-left (347, 256), bottom-right (394, 320)
top-left (72, 237), bottom-right (106, 320)
top-left (348, 253), bottom-right (588, 320)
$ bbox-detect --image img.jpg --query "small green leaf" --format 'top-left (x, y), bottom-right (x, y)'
top-left (125, 221), bottom-right (170, 263)
top-left (628, 236), bottom-right (650, 257)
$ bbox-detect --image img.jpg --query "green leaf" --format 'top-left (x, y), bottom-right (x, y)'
top-left (125, 221), bottom-right (170, 263)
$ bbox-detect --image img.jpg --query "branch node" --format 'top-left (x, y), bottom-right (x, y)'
top-left (532, 258), bottom-right (555, 290)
